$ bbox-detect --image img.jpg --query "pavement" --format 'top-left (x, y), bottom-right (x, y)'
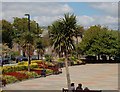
top-left (2, 64), bottom-right (118, 91)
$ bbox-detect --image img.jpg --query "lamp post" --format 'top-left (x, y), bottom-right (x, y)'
top-left (36, 23), bottom-right (39, 33)
top-left (25, 14), bottom-right (30, 32)
top-left (25, 14), bottom-right (31, 71)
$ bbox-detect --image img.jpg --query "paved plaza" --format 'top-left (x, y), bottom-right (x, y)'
top-left (2, 64), bottom-right (118, 90)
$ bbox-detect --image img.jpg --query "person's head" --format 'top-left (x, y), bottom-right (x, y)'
top-left (78, 83), bottom-right (82, 87)
top-left (84, 87), bottom-right (89, 90)
top-left (71, 83), bottom-right (74, 87)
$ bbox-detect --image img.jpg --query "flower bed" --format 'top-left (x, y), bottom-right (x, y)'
top-left (30, 69), bottom-right (42, 75)
top-left (37, 62), bottom-right (48, 68)
top-left (17, 71), bottom-right (39, 78)
top-left (2, 63), bottom-right (38, 74)
top-left (4, 72), bottom-right (29, 81)
top-left (1, 60), bottom-right (59, 85)
top-left (2, 75), bottom-right (18, 84)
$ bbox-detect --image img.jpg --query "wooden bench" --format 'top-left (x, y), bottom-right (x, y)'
top-left (62, 88), bottom-right (101, 92)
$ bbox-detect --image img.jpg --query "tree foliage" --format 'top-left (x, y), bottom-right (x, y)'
top-left (78, 25), bottom-right (118, 57)
top-left (48, 13), bottom-right (77, 90)
top-left (49, 13), bottom-right (77, 55)
top-left (35, 38), bottom-right (45, 60)
top-left (2, 20), bottom-right (13, 48)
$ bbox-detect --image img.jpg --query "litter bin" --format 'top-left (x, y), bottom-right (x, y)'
top-left (41, 69), bottom-right (46, 77)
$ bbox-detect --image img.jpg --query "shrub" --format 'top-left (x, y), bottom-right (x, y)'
top-left (30, 69), bottom-right (42, 75)
top-left (46, 69), bottom-right (53, 74)
top-left (44, 54), bottom-right (52, 62)
top-left (2, 66), bottom-right (13, 74)
top-left (69, 56), bottom-right (77, 61)
top-left (18, 62), bottom-right (25, 65)
top-left (17, 71), bottom-right (39, 78)
top-left (2, 62), bottom-right (38, 74)
top-left (2, 75), bottom-right (18, 84)
top-left (25, 71), bottom-right (39, 78)
top-left (2, 65), bottom-right (28, 74)
top-left (57, 58), bottom-right (65, 63)
top-left (30, 63), bottom-right (38, 69)
top-left (45, 62), bottom-right (54, 66)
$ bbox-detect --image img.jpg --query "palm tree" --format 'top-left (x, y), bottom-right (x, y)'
top-left (21, 32), bottom-right (35, 71)
top-left (49, 13), bottom-right (77, 91)
top-left (35, 38), bottom-right (45, 60)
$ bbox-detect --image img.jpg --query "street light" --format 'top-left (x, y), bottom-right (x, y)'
top-left (25, 14), bottom-right (31, 71)
top-left (36, 23), bottom-right (39, 32)
top-left (25, 14), bottom-right (30, 32)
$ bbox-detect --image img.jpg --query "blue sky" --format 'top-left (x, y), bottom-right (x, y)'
top-left (2, 2), bottom-right (118, 29)
top-left (66, 2), bottom-right (103, 16)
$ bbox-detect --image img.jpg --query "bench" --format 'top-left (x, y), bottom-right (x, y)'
top-left (62, 88), bottom-right (101, 92)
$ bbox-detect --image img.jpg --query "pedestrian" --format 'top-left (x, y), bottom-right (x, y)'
top-left (76, 83), bottom-right (83, 92)
top-left (41, 68), bottom-right (46, 77)
top-left (84, 87), bottom-right (90, 91)
top-left (70, 83), bottom-right (75, 92)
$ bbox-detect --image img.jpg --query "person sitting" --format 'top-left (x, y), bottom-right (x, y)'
top-left (70, 83), bottom-right (75, 92)
top-left (76, 83), bottom-right (83, 92)
top-left (84, 87), bottom-right (90, 91)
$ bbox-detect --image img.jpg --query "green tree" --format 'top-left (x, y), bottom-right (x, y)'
top-left (78, 25), bottom-right (118, 60)
top-left (21, 32), bottom-right (35, 71)
top-left (115, 31), bottom-right (120, 57)
top-left (74, 25), bottom-right (84, 44)
top-left (74, 25), bottom-right (84, 58)
top-left (2, 20), bottom-right (13, 48)
top-left (49, 13), bottom-right (77, 90)
top-left (35, 38), bottom-right (45, 60)
top-left (13, 17), bottom-right (43, 56)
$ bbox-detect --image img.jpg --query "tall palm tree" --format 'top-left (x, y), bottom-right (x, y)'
top-left (21, 32), bottom-right (35, 71)
top-left (49, 13), bottom-right (77, 91)
top-left (35, 38), bottom-right (45, 60)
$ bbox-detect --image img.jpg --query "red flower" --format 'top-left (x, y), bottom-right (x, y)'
top-left (30, 69), bottom-right (42, 75)
top-left (5, 72), bottom-right (29, 81)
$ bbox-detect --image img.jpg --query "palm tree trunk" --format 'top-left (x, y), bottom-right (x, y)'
top-left (64, 53), bottom-right (71, 91)
top-left (76, 36), bottom-right (79, 58)
top-left (28, 55), bottom-right (30, 72)
top-left (38, 50), bottom-right (40, 60)
top-left (76, 36), bottom-right (78, 45)
top-left (28, 44), bottom-right (31, 72)
top-left (41, 54), bottom-right (45, 69)
top-left (23, 51), bottom-right (26, 57)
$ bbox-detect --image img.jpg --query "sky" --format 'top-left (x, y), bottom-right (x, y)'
top-left (1, 1), bottom-right (119, 30)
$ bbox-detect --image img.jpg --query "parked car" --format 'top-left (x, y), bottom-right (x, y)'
top-left (0, 57), bottom-right (10, 66)
top-left (16, 56), bottom-right (28, 63)
top-left (31, 55), bottom-right (38, 60)
top-left (114, 56), bottom-right (120, 61)
top-left (85, 55), bottom-right (97, 61)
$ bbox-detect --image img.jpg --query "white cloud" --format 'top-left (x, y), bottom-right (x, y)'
top-left (1, 2), bottom-right (118, 30)
top-left (2, 2), bottom-right (73, 23)
top-left (77, 15), bottom-right (95, 26)
top-left (77, 15), bottom-right (118, 29)
top-left (90, 3), bottom-right (118, 17)
top-left (33, 16), bottom-right (63, 26)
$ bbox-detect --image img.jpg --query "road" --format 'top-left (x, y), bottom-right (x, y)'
top-left (2, 64), bottom-right (118, 91)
